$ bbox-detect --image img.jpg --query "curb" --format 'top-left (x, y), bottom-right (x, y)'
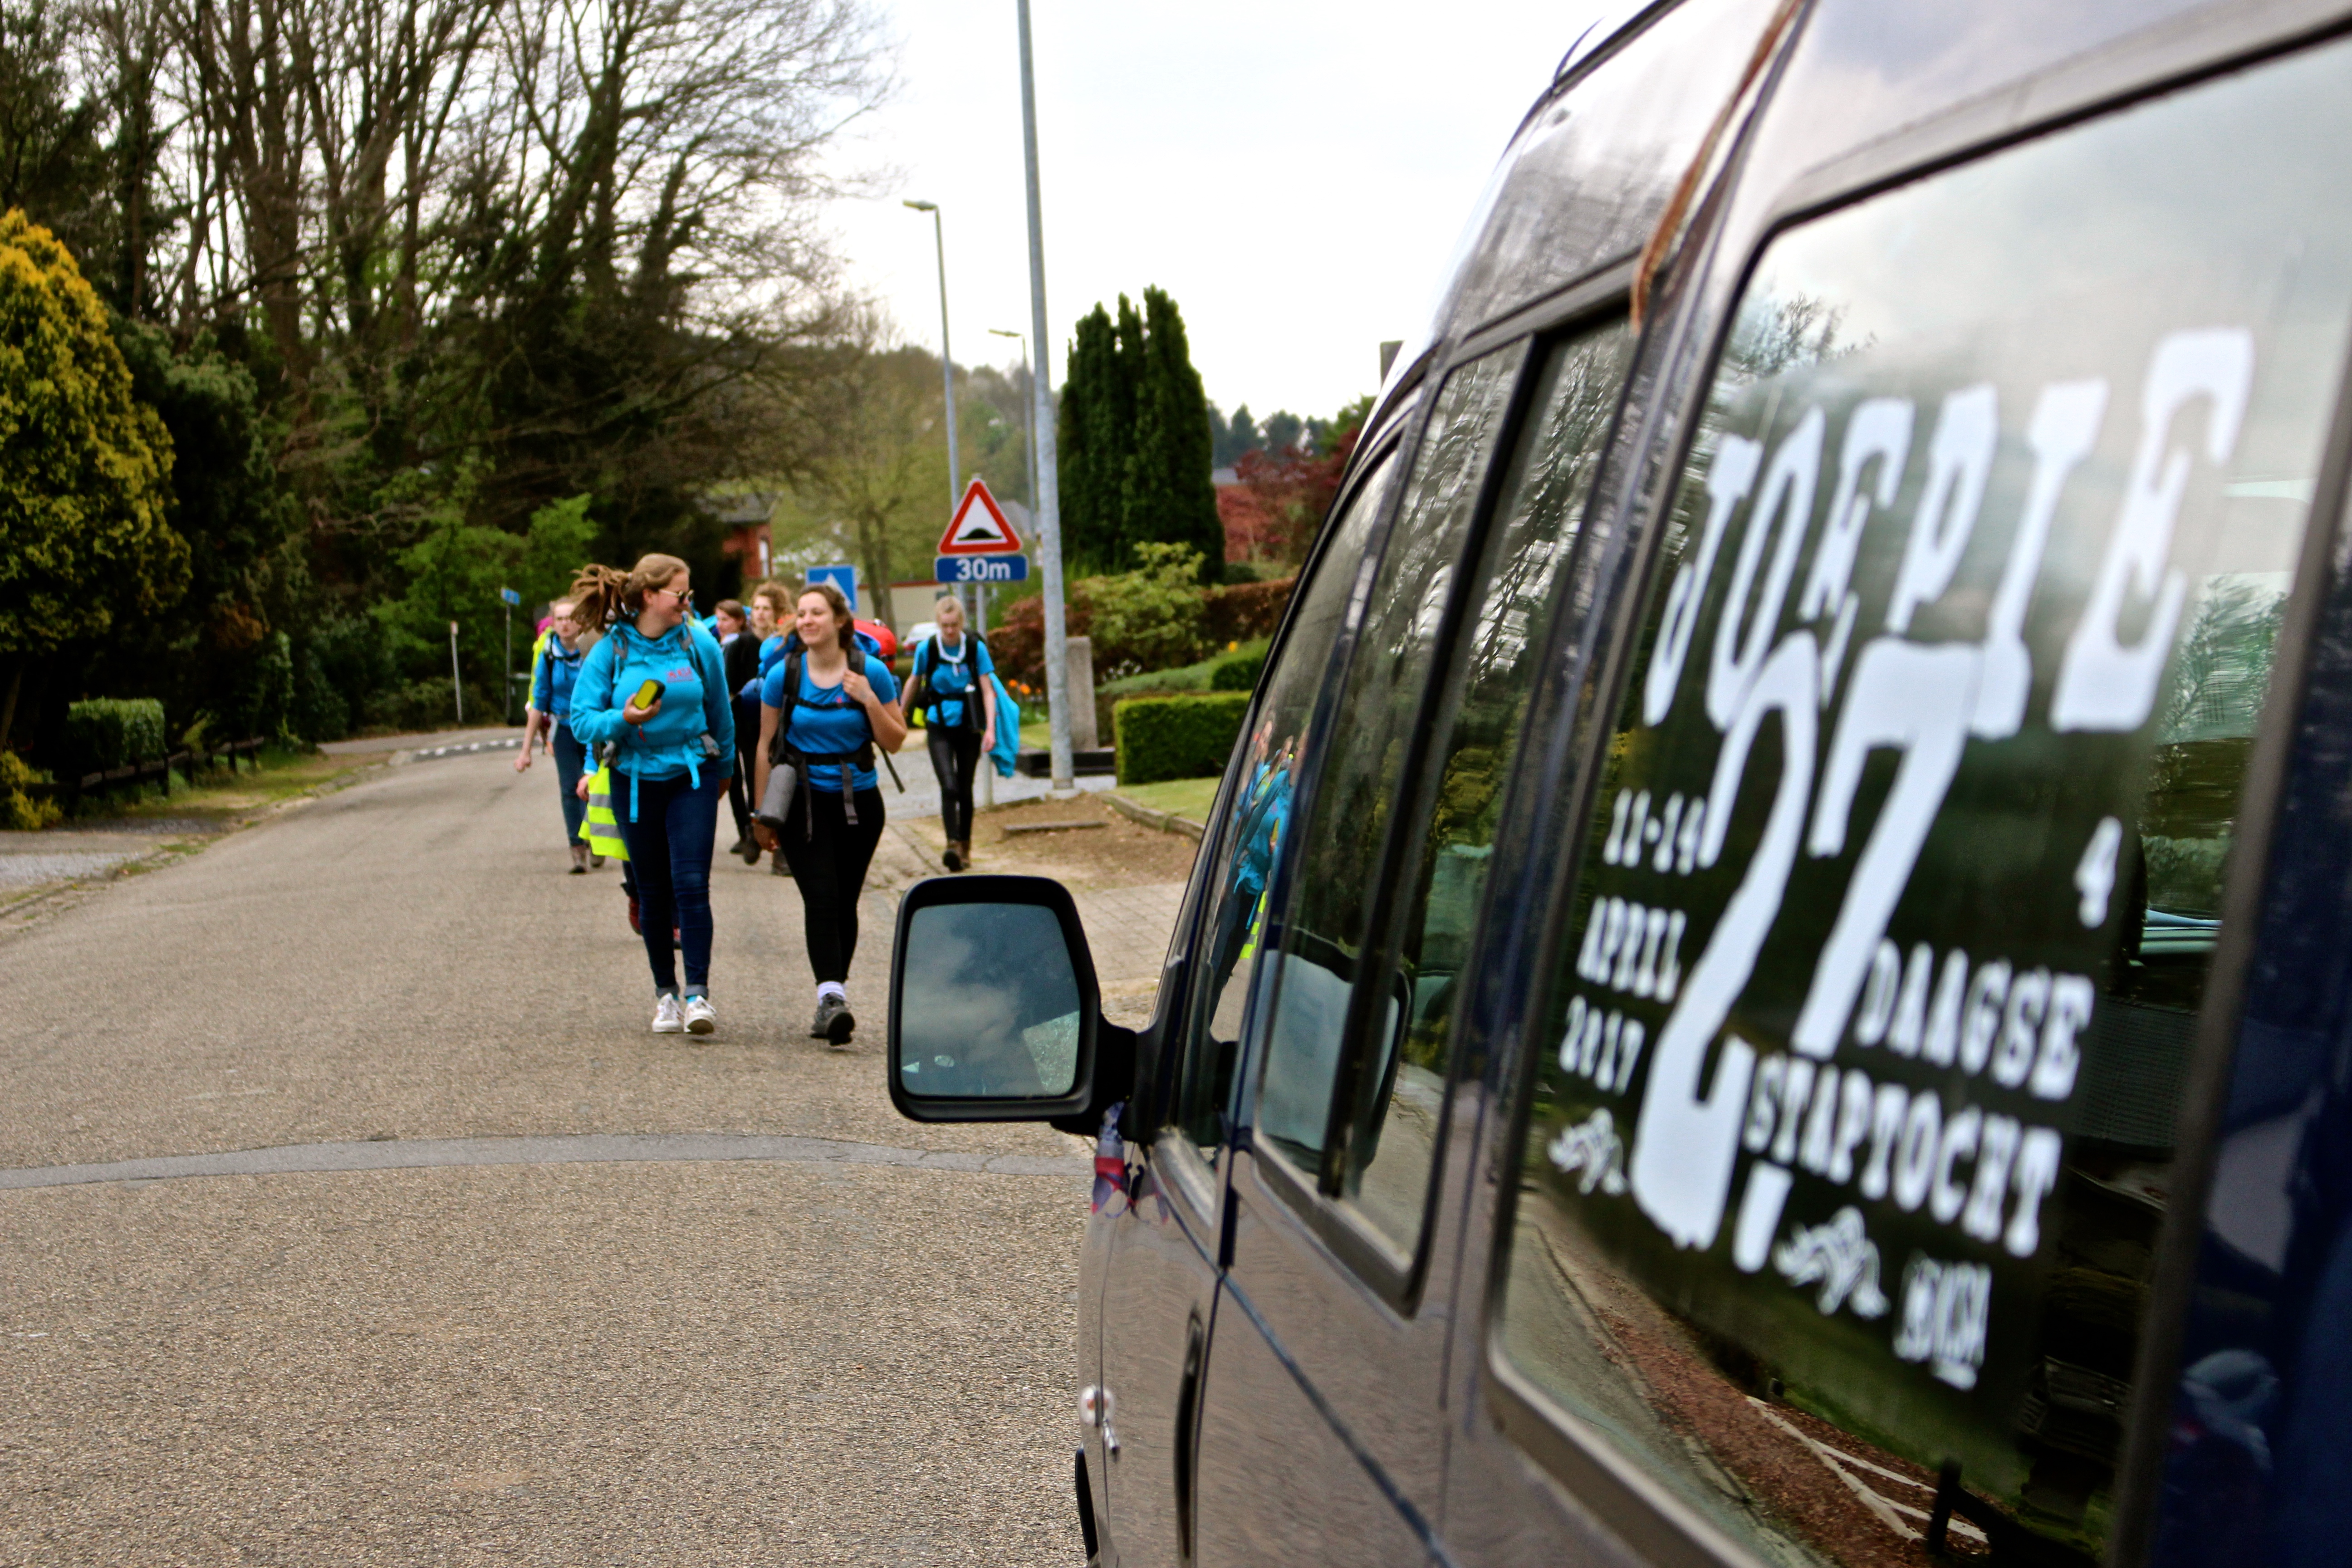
top-left (1106, 792), bottom-right (1205, 842)
top-left (886, 820), bottom-right (948, 878)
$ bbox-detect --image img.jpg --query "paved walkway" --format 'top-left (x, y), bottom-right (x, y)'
top-left (0, 748), bottom-right (1182, 1565)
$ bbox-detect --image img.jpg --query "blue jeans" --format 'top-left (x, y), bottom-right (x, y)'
top-left (552, 721), bottom-right (588, 845)
top-left (613, 768), bottom-right (722, 992)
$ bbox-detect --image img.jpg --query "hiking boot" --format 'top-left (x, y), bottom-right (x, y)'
top-left (727, 835), bottom-right (750, 859)
top-left (740, 836), bottom-right (763, 865)
top-left (590, 853), bottom-right (607, 868)
top-left (942, 840), bottom-right (964, 872)
top-left (681, 995), bottom-right (717, 1035)
top-left (953, 839), bottom-right (972, 871)
top-left (652, 994), bottom-right (685, 1034)
top-left (770, 852), bottom-right (791, 877)
top-left (569, 843), bottom-right (589, 874)
top-left (812, 995), bottom-right (855, 1046)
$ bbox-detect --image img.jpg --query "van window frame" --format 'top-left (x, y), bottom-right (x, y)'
top-left (1467, 20), bottom-right (2352, 1568)
top-left (1141, 414), bottom-right (1421, 1163)
top-left (1236, 280), bottom-right (1643, 1314)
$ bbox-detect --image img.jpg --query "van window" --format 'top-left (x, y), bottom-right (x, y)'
top-left (1251, 343), bottom-right (1526, 1175)
top-left (1178, 448), bottom-right (1400, 1155)
top-left (1339, 320), bottom-right (1633, 1254)
top-left (1494, 38), bottom-right (2352, 1568)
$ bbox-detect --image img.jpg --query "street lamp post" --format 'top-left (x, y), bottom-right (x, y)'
top-left (987, 327), bottom-right (1038, 525)
top-left (1015, 0), bottom-right (1074, 795)
top-left (903, 198), bottom-right (961, 529)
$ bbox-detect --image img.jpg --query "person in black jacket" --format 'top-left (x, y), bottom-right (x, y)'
top-left (720, 592), bottom-right (771, 863)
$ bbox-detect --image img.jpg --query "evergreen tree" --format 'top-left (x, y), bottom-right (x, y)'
top-left (1057, 302), bottom-right (1138, 575)
top-left (1215, 402), bottom-right (1261, 466)
top-left (1059, 287), bottom-right (1220, 578)
top-left (1122, 287), bottom-right (1220, 579)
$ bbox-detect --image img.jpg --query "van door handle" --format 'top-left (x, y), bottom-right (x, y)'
top-left (1174, 1315), bottom-right (1205, 1562)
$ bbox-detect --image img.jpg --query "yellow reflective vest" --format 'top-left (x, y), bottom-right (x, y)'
top-left (580, 760), bottom-right (629, 860)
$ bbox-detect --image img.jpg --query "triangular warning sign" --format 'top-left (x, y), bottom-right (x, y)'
top-left (938, 479), bottom-right (1024, 554)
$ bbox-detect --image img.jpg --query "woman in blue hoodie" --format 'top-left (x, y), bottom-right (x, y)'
top-left (567, 554), bottom-right (735, 1036)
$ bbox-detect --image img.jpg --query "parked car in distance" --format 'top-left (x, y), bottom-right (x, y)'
top-left (888, 2), bottom-right (2352, 1564)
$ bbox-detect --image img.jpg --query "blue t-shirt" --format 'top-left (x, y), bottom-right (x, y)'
top-left (916, 633), bottom-right (995, 729)
top-left (535, 638), bottom-right (583, 718)
top-left (762, 652), bottom-right (899, 793)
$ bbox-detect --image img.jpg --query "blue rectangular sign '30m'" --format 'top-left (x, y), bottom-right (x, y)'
top-left (935, 554), bottom-right (1029, 584)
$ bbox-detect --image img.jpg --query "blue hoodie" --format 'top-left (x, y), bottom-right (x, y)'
top-left (569, 621), bottom-right (735, 818)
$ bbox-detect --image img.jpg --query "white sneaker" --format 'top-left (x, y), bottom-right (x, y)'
top-left (682, 995), bottom-right (716, 1035)
top-left (652, 994), bottom-right (685, 1034)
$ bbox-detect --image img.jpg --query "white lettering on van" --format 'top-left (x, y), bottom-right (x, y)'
top-left (2052, 328), bottom-right (2254, 731)
top-left (1646, 437), bottom-right (1763, 727)
top-left (1886, 385), bottom-right (1998, 634)
top-left (1893, 1254), bottom-right (1990, 1389)
top-left (1630, 634), bottom-right (1818, 1248)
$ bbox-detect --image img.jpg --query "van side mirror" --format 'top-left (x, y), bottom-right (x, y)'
top-left (887, 875), bottom-right (1133, 1130)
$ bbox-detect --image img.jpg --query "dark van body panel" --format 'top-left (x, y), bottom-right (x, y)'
top-left (899, 4), bottom-right (2352, 1565)
top-left (1413, 4), bottom-right (2352, 1568)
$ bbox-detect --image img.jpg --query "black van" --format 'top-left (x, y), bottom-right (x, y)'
top-left (884, 2), bottom-right (2352, 1563)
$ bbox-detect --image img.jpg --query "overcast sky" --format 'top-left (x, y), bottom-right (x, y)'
top-left (823, 1), bottom-right (1598, 427)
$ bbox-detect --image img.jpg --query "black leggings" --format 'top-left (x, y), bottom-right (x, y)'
top-left (927, 727), bottom-right (983, 842)
top-left (779, 785), bottom-right (885, 984)
top-left (725, 694), bottom-right (760, 840)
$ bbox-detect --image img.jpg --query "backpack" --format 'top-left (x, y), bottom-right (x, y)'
top-left (910, 633), bottom-right (988, 732)
top-left (762, 647), bottom-right (902, 834)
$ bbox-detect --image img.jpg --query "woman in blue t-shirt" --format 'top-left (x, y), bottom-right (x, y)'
top-left (751, 582), bottom-right (907, 1045)
top-left (513, 599), bottom-right (592, 868)
top-left (909, 593), bottom-right (997, 871)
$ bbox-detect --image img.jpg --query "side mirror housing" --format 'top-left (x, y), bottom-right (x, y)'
top-left (887, 874), bottom-right (1134, 1132)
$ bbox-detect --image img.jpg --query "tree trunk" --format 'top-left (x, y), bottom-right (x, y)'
top-left (0, 660), bottom-right (23, 755)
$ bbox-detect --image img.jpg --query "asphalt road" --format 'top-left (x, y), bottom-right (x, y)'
top-left (0, 750), bottom-right (1112, 1566)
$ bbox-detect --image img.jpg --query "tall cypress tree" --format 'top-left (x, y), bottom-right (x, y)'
top-left (1057, 302), bottom-right (1138, 575)
top-left (1059, 287), bottom-right (1217, 577)
top-left (1056, 305), bottom-right (1107, 571)
top-left (1124, 286), bottom-right (1221, 578)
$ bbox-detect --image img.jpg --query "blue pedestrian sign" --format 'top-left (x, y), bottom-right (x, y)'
top-left (935, 554), bottom-right (1029, 585)
top-left (498, 587), bottom-right (521, 606)
top-left (807, 563), bottom-right (858, 610)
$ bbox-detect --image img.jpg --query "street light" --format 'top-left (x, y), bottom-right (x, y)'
top-left (903, 200), bottom-right (960, 522)
top-left (1016, 0), bottom-right (1074, 794)
top-left (987, 327), bottom-right (1038, 522)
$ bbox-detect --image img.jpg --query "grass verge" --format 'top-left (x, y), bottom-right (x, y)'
top-left (1113, 776), bottom-right (1220, 826)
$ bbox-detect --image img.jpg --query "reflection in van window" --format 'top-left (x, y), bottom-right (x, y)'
top-left (1341, 319), bottom-right (1632, 1253)
top-left (1496, 39), bottom-right (2352, 1568)
top-left (1254, 343), bottom-right (1527, 1174)
top-left (1178, 449), bottom-right (1400, 1155)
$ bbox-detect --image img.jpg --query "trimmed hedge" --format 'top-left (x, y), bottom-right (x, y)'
top-left (1207, 642), bottom-right (1267, 692)
top-left (66, 698), bottom-right (166, 773)
top-left (1116, 692), bottom-right (1249, 785)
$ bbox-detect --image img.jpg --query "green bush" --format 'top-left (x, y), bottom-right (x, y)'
top-left (1086, 542), bottom-right (1210, 679)
top-left (1116, 692), bottom-right (1249, 785)
top-left (65, 698), bottom-right (167, 773)
top-left (1208, 641), bottom-right (1268, 692)
top-left (0, 752), bottom-right (61, 830)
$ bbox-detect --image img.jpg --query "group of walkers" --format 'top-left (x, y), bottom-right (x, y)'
top-left (513, 552), bottom-right (1002, 1044)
